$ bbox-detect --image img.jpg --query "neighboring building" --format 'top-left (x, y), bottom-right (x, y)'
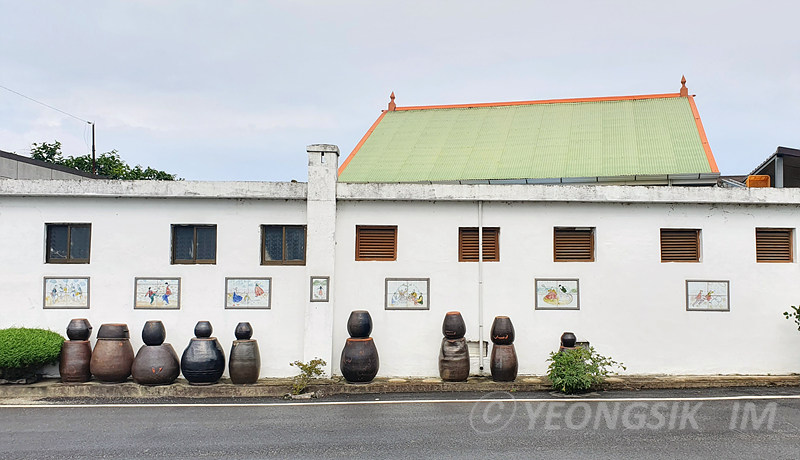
top-left (0, 149), bottom-right (98, 180)
top-left (2, 81), bottom-right (799, 380)
top-left (748, 146), bottom-right (800, 188)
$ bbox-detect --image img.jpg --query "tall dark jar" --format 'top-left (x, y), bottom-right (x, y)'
top-left (181, 321), bottom-right (225, 385)
top-left (340, 338), bottom-right (379, 383)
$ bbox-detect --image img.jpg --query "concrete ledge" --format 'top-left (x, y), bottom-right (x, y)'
top-left (2, 375), bottom-right (799, 402)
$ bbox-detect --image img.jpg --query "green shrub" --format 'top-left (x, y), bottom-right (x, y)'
top-left (783, 305), bottom-right (800, 331)
top-left (289, 358), bottom-right (326, 395)
top-left (0, 328), bottom-right (65, 373)
top-left (546, 346), bottom-right (625, 394)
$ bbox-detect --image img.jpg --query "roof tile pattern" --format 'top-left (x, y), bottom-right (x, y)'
top-left (339, 95), bottom-right (715, 183)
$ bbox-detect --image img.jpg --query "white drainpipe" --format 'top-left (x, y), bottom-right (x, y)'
top-left (478, 200), bottom-right (485, 372)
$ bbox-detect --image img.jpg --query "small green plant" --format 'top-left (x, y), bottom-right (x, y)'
top-left (289, 358), bottom-right (327, 395)
top-left (0, 328), bottom-right (65, 380)
top-left (783, 305), bottom-right (800, 331)
top-left (546, 346), bottom-right (625, 394)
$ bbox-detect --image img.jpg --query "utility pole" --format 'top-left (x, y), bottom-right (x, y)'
top-left (90, 122), bottom-right (96, 175)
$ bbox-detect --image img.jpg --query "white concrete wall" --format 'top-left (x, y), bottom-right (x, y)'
top-left (332, 198), bottom-right (800, 376)
top-left (0, 193), bottom-right (309, 377)
top-left (3, 176), bottom-right (800, 378)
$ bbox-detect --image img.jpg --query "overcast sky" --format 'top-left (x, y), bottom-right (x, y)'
top-left (1, 1), bottom-right (798, 181)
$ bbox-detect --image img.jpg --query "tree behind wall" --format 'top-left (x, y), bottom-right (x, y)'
top-left (29, 141), bottom-right (179, 180)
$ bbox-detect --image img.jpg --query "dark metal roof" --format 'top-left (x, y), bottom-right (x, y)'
top-left (749, 146), bottom-right (800, 176)
top-left (0, 149), bottom-right (101, 179)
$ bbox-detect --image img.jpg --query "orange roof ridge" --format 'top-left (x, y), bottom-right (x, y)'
top-left (394, 92), bottom-right (683, 111)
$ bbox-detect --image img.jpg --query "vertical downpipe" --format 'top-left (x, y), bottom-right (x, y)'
top-left (478, 200), bottom-right (485, 372)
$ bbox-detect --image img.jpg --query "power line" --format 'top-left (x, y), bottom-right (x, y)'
top-left (0, 83), bottom-right (91, 124)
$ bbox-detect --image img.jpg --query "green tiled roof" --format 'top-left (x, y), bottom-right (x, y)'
top-left (338, 96), bottom-right (717, 183)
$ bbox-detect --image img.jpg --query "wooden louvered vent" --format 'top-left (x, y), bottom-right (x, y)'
top-left (660, 229), bottom-right (700, 262)
top-left (355, 225), bottom-right (397, 261)
top-left (554, 228), bottom-right (594, 262)
top-left (459, 228), bottom-right (499, 262)
top-left (756, 228), bottom-right (793, 262)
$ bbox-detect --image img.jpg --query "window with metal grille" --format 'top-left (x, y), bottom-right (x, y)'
top-left (660, 229), bottom-right (700, 262)
top-left (261, 225), bottom-right (306, 265)
top-left (756, 228), bottom-right (793, 262)
top-left (171, 224), bottom-right (216, 264)
top-left (46, 223), bottom-right (91, 263)
top-left (553, 227), bottom-right (594, 262)
top-left (355, 225), bottom-right (397, 261)
top-left (458, 227), bottom-right (499, 262)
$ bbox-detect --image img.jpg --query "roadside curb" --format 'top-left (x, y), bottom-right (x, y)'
top-left (2, 375), bottom-right (799, 401)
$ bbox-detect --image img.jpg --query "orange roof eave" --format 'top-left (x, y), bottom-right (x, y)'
top-left (687, 95), bottom-right (719, 173)
top-left (338, 111), bottom-right (386, 176)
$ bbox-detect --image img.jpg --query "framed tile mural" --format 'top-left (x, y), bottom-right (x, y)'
top-left (385, 278), bottom-right (429, 310)
top-left (44, 277), bottom-right (89, 309)
top-left (225, 277), bottom-right (271, 309)
top-left (134, 278), bottom-right (180, 310)
top-left (310, 276), bottom-right (329, 302)
top-left (686, 280), bottom-right (730, 311)
top-left (535, 278), bottom-right (580, 310)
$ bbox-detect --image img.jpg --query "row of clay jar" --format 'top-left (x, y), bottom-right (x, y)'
top-left (61, 313), bottom-right (577, 385)
top-left (60, 319), bottom-right (260, 385)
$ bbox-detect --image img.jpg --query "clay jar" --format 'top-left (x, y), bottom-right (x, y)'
top-left (442, 311), bottom-right (466, 339)
top-left (132, 320), bottom-right (180, 385)
top-left (489, 316), bottom-right (518, 382)
top-left (347, 310), bottom-right (373, 338)
top-left (66, 318), bottom-right (92, 341)
top-left (142, 320), bottom-right (167, 346)
top-left (229, 322), bottom-right (260, 384)
top-left (60, 318), bottom-right (93, 383)
top-left (181, 321), bottom-right (225, 385)
top-left (490, 316), bottom-right (515, 345)
top-left (439, 311), bottom-right (469, 382)
top-left (341, 310), bottom-right (379, 383)
top-left (560, 332), bottom-right (577, 348)
top-left (340, 338), bottom-right (379, 383)
top-left (90, 323), bottom-right (134, 383)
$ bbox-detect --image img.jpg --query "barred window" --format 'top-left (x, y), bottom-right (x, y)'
top-left (172, 225), bottom-right (216, 264)
top-left (262, 225), bottom-right (306, 265)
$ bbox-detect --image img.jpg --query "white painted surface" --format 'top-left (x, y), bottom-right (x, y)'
top-left (2, 158), bottom-right (800, 378)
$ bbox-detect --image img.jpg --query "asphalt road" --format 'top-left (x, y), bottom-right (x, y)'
top-left (2, 388), bottom-right (799, 459)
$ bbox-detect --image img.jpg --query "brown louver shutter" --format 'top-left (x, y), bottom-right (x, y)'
top-left (554, 228), bottom-right (594, 262)
top-left (660, 229), bottom-right (700, 262)
top-left (756, 228), bottom-right (793, 262)
top-left (355, 225), bottom-right (397, 261)
top-left (458, 228), bottom-right (499, 262)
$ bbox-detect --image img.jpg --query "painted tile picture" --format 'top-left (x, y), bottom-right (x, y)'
top-left (686, 280), bottom-right (730, 311)
top-left (535, 279), bottom-right (580, 310)
top-left (134, 278), bottom-right (180, 309)
top-left (225, 278), bottom-right (271, 309)
top-left (310, 276), bottom-right (329, 302)
top-left (44, 277), bottom-right (89, 309)
top-left (385, 278), bottom-right (429, 310)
